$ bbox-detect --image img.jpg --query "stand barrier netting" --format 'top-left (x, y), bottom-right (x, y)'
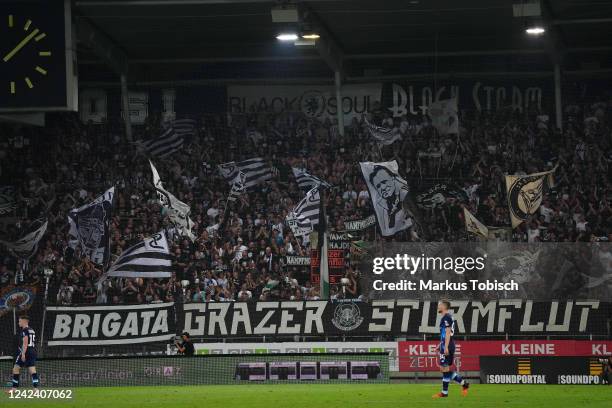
top-left (0, 353), bottom-right (389, 387)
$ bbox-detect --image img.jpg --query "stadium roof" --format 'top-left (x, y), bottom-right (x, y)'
top-left (74, 0), bottom-right (612, 84)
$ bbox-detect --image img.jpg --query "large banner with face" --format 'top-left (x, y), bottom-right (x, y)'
top-left (227, 84), bottom-right (382, 122)
top-left (360, 161), bottom-right (412, 236)
top-left (67, 187), bottom-right (114, 266)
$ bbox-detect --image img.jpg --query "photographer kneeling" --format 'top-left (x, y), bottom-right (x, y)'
top-left (175, 332), bottom-right (195, 356)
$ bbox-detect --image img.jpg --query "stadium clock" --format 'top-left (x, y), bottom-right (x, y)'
top-left (3, 15), bottom-right (53, 96)
top-left (0, 1), bottom-right (76, 112)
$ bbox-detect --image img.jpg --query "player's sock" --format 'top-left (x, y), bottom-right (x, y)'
top-left (31, 373), bottom-right (39, 388)
top-left (11, 374), bottom-right (19, 388)
top-left (451, 371), bottom-right (465, 385)
top-left (442, 372), bottom-right (451, 395)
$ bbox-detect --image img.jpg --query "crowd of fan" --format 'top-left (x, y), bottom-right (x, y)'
top-left (0, 97), bottom-right (610, 305)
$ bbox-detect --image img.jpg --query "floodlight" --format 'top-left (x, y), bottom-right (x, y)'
top-left (276, 33), bottom-right (298, 41)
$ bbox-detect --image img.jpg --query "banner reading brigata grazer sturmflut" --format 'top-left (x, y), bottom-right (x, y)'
top-left (42, 301), bottom-right (609, 350)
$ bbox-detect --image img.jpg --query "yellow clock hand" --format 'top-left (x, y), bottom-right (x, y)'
top-left (3, 28), bottom-right (40, 62)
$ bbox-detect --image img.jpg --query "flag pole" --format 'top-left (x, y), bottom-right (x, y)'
top-left (103, 185), bottom-right (116, 273)
top-left (317, 188), bottom-right (330, 300)
top-left (13, 258), bottom-right (26, 335)
top-left (13, 263), bottom-right (18, 335)
top-left (377, 143), bottom-right (384, 161)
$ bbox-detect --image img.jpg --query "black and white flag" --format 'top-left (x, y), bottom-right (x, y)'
top-left (286, 187), bottom-right (320, 236)
top-left (360, 161), bottom-right (412, 236)
top-left (0, 186), bottom-right (16, 215)
top-left (218, 158), bottom-right (272, 189)
top-left (505, 167), bottom-right (557, 228)
top-left (286, 213), bottom-right (311, 238)
top-left (68, 187), bottom-right (114, 265)
top-left (150, 161), bottom-right (196, 241)
top-left (138, 119), bottom-right (196, 158)
top-left (463, 207), bottom-right (488, 238)
top-left (171, 119), bottom-right (197, 135)
top-left (202, 161), bottom-right (213, 175)
top-left (105, 232), bottom-right (172, 278)
top-left (364, 117), bottom-right (400, 146)
top-left (0, 218), bottom-right (47, 259)
top-left (292, 167), bottom-right (331, 192)
top-left (227, 171), bottom-right (246, 202)
top-left (429, 97), bottom-right (459, 135)
top-left (416, 183), bottom-right (467, 209)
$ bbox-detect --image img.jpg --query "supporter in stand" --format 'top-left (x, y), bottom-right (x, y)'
top-left (0, 96), bottom-right (610, 304)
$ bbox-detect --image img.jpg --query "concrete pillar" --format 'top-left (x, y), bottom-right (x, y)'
top-left (120, 73), bottom-right (133, 142)
top-left (334, 70), bottom-right (345, 136)
top-left (554, 63), bottom-right (563, 132)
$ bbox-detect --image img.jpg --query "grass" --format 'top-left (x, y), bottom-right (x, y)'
top-left (2, 384), bottom-right (610, 408)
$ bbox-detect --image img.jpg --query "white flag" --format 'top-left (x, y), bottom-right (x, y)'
top-left (0, 186), bottom-right (16, 215)
top-left (0, 218), bottom-right (47, 259)
top-left (150, 161), bottom-right (196, 241)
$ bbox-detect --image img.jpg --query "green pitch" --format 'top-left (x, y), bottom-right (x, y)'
top-left (3, 384), bottom-right (610, 408)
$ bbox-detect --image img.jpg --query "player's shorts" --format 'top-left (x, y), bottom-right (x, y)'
top-left (15, 349), bottom-right (37, 368)
top-left (439, 344), bottom-right (455, 367)
top-left (439, 352), bottom-right (454, 367)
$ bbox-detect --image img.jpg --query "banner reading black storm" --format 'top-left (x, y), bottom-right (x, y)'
top-left (382, 80), bottom-right (551, 116)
